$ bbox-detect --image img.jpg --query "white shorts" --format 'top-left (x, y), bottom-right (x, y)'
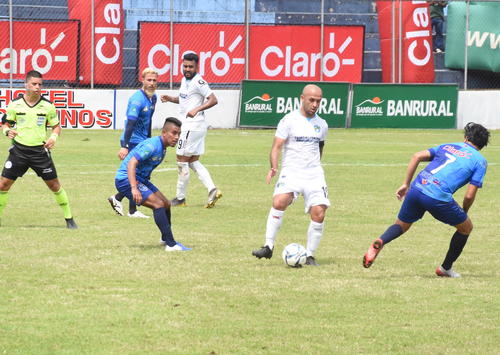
top-left (273, 170), bottom-right (330, 213)
top-left (176, 130), bottom-right (206, 156)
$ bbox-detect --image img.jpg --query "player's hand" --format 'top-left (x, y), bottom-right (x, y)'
top-left (396, 184), bottom-right (409, 200)
top-left (266, 168), bottom-right (277, 184)
top-left (44, 138), bottom-right (56, 149)
top-left (118, 147), bottom-right (129, 160)
top-left (187, 109), bottom-right (198, 118)
top-left (131, 187), bottom-right (142, 204)
top-left (160, 95), bottom-right (171, 103)
top-left (6, 129), bottom-right (17, 139)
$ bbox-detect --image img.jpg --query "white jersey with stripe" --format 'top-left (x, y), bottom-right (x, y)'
top-left (276, 110), bottom-right (328, 176)
top-left (178, 73), bottom-right (213, 131)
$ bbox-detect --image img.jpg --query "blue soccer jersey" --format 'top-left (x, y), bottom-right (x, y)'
top-left (115, 136), bottom-right (166, 181)
top-left (120, 90), bottom-right (157, 145)
top-left (412, 142), bottom-right (488, 202)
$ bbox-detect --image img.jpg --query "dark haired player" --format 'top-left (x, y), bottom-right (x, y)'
top-left (160, 52), bottom-right (221, 208)
top-left (0, 70), bottom-right (77, 229)
top-left (363, 122), bottom-right (490, 277)
top-left (114, 117), bottom-right (191, 251)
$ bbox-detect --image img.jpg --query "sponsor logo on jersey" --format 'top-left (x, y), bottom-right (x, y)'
top-left (294, 136), bottom-right (320, 143)
top-left (314, 125), bottom-right (320, 133)
top-left (138, 183), bottom-right (148, 192)
top-left (37, 116), bottom-right (45, 126)
top-left (442, 145), bottom-right (472, 158)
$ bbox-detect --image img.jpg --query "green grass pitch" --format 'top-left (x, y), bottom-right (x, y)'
top-left (0, 128), bottom-right (499, 354)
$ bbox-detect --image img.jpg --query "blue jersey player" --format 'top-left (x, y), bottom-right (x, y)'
top-left (363, 123), bottom-right (490, 278)
top-left (109, 68), bottom-right (158, 218)
top-left (114, 117), bottom-right (191, 251)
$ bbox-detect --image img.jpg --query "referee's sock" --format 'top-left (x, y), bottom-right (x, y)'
top-left (442, 231), bottom-right (469, 270)
top-left (153, 207), bottom-right (175, 247)
top-left (54, 187), bottom-right (72, 219)
top-left (0, 190), bottom-right (8, 218)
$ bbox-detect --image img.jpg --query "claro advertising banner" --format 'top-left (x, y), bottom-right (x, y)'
top-left (239, 80), bottom-right (350, 128)
top-left (445, 2), bottom-right (500, 73)
top-left (0, 89), bottom-right (114, 129)
top-left (0, 21), bottom-right (79, 81)
top-left (350, 84), bottom-right (457, 128)
top-left (139, 23), bottom-right (364, 84)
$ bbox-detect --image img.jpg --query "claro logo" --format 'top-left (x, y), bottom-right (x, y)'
top-left (406, 0), bottom-right (432, 67)
top-left (95, 3), bottom-right (121, 65)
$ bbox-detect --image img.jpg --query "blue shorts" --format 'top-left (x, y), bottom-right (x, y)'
top-left (398, 188), bottom-right (467, 226)
top-left (115, 177), bottom-right (158, 205)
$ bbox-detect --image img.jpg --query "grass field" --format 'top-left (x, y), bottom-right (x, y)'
top-left (0, 128), bottom-right (499, 354)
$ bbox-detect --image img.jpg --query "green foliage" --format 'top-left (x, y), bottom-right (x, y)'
top-left (0, 129), bottom-right (499, 354)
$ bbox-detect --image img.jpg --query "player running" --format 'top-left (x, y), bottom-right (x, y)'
top-left (161, 52), bottom-right (221, 208)
top-left (363, 122), bottom-right (490, 277)
top-left (114, 117), bottom-right (191, 251)
top-left (252, 84), bottom-right (330, 266)
top-left (0, 70), bottom-right (77, 229)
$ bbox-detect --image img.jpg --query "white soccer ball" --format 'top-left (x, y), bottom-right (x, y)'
top-left (282, 243), bottom-right (307, 267)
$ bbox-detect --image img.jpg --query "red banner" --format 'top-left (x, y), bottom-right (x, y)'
top-left (139, 23), bottom-right (364, 83)
top-left (68, 0), bottom-right (123, 85)
top-left (0, 21), bottom-right (79, 80)
top-left (377, 0), bottom-right (434, 83)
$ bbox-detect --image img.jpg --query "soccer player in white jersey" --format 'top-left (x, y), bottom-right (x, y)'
top-left (252, 84), bottom-right (330, 266)
top-left (160, 53), bottom-right (221, 208)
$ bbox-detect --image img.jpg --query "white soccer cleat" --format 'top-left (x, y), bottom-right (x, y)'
top-left (127, 210), bottom-right (150, 219)
top-left (435, 266), bottom-right (461, 278)
top-left (165, 242), bottom-right (192, 252)
top-left (108, 195), bottom-right (124, 216)
top-left (205, 188), bottom-right (222, 208)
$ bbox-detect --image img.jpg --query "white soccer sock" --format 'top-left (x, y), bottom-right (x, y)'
top-left (189, 161), bottom-right (216, 192)
top-left (176, 162), bottom-right (190, 199)
top-left (265, 207), bottom-right (285, 249)
top-left (306, 220), bottom-right (324, 256)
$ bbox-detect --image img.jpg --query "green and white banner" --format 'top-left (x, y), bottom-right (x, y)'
top-left (350, 84), bottom-right (458, 128)
top-left (238, 80), bottom-right (349, 128)
top-left (445, 2), bottom-right (500, 73)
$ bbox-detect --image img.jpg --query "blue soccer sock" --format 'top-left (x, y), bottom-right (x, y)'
top-left (379, 224), bottom-right (404, 244)
top-left (115, 192), bottom-right (124, 202)
top-left (153, 207), bottom-right (175, 247)
top-left (165, 207), bottom-right (171, 225)
top-left (128, 199), bottom-right (137, 214)
top-left (442, 231), bottom-right (469, 270)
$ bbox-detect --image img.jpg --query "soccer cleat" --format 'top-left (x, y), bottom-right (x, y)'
top-left (165, 242), bottom-right (192, 251)
top-left (108, 195), bottom-right (124, 216)
top-left (127, 210), bottom-right (150, 218)
top-left (435, 266), bottom-right (461, 278)
top-left (205, 188), bottom-right (222, 208)
top-left (363, 238), bottom-right (384, 268)
top-left (305, 256), bottom-right (320, 266)
top-left (171, 197), bottom-right (186, 207)
top-left (65, 218), bottom-right (78, 229)
top-left (252, 245), bottom-right (273, 259)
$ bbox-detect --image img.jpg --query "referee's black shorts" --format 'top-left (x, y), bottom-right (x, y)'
top-left (2, 141), bottom-right (58, 181)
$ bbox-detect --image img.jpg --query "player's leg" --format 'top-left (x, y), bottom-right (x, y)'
top-left (189, 155), bottom-right (221, 208)
top-left (172, 130), bottom-right (191, 205)
top-left (0, 177), bottom-right (15, 226)
top-left (44, 178), bottom-right (78, 229)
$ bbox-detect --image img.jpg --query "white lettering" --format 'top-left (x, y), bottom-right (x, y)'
top-left (261, 46), bottom-right (283, 77)
top-left (148, 44), bottom-right (170, 75)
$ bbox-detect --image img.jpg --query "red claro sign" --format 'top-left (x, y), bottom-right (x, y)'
top-left (139, 23), bottom-right (364, 83)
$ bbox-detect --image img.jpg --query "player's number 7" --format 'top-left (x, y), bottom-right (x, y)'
top-left (430, 152), bottom-right (456, 174)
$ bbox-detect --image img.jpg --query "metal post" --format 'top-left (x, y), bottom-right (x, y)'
top-left (170, 0), bottom-right (174, 89)
top-left (244, 0), bottom-right (250, 80)
top-left (464, 0), bottom-right (470, 90)
top-left (320, 0), bottom-right (324, 81)
top-left (8, 0), bottom-right (13, 88)
top-left (391, 1), bottom-right (395, 83)
top-left (398, 0), bottom-right (402, 83)
top-left (91, 0), bottom-right (95, 89)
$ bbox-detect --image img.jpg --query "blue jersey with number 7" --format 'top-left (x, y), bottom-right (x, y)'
top-left (412, 142), bottom-right (488, 202)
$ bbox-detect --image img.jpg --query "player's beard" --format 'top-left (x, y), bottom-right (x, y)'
top-left (184, 71), bottom-right (195, 79)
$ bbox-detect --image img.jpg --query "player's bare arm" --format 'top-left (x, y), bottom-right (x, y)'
top-left (2, 122), bottom-right (18, 139)
top-left (44, 124), bottom-right (61, 149)
top-left (160, 95), bottom-right (179, 104)
top-left (266, 137), bottom-right (285, 184)
top-left (396, 149), bottom-right (431, 200)
top-left (127, 157), bottom-right (142, 204)
top-left (462, 184), bottom-right (479, 213)
top-left (187, 93), bottom-right (218, 118)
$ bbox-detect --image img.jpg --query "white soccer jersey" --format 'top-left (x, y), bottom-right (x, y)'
top-left (178, 73), bottom-right (213, 131)
top-left (276, 110), bottom-right (328, 175)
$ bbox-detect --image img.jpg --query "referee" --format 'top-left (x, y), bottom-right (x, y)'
top-left (0, 70), bottom-right (77, 229)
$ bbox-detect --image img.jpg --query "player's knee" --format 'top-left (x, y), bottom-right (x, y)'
top-left (457, 218), bottom-right (473, 235)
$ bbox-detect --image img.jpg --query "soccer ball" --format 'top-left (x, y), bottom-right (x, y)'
top-left (282, 243), bottom-right (307, 267)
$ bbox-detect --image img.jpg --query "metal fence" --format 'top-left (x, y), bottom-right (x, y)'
top-left (0, 0), bottom-right (499, 89)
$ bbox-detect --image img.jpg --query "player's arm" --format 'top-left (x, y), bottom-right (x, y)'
top-left (319, 141), bottom-right (325, 158)
top-left (266, 137), bottom-right (285, 184)
top-left (160, 94), bottom-right (179, 104)
top-left (127, 157), bottom-right (142, 204)
top-left (462, 184), bottom-right (479, 213)
top-left (187, 93), bottom-right (218, 118)
top-left (2, 108), bottom-right (18, 139)
top-left (44, 124), bottom-right (61, 149)
top-left (396, 149), bottom-right (431, 200)
top-left (119, 116), bottom-right (139, 159)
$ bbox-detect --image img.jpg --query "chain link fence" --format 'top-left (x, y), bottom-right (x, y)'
top-left (0, 0), bottom-right (499, 89)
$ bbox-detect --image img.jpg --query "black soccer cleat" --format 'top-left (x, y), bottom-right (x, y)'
top-left (65, 218), bottom-right (78, 229)
top-left (171, 197), bottom-right (186, 207)
top-left (252, 245), bottom-right (273, 259)
top-left (305, 256), bottom-right (319, 266)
